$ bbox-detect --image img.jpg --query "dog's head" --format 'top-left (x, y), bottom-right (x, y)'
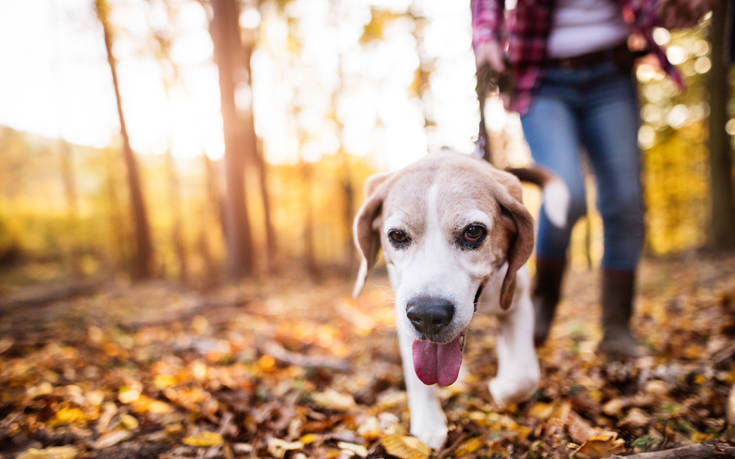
top-left (352, 152), bottom-right (534, 386)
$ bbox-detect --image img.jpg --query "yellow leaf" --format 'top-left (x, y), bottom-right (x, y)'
top-left (299, 433), bottom-right (318, 445)
top-left (453, 436), bottom-right (484, 456)
top-left (50, 407), bottom-right (86, 427)
top-left (380, 434), bottom-right (431, 459)
top-left (153, 374), bottom-right (178, 389)
top-left (258, 354), bottom-right (276, 372)
top-left (690, 432), bottom-right (712, 443)
top-left (16, 446), bottom-right (78, 459)
top-left (119, 414), bottom-right (139, 430)
top-left (529, 402), bottom-right (555, 420)
top-left (183, 431), bottom-right (223, 447)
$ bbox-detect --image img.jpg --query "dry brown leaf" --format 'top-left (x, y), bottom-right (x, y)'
top-left (16, 446), bottom-right (78, 459)
top-left (601, 398), bottom-right (627, 416)
top-left (182, 431), bottom-right (223, 447)
top-left (566, 409), bottom-right (595, 444)
top-left (621, 407), bottom-right (650, 428)
top-left (572, 432), bottom-right (625, 459)
top-left (380, 434), bottom-right (431, 459)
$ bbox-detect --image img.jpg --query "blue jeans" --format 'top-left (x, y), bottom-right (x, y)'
top-left (521, 60), bottom-right (643, 271)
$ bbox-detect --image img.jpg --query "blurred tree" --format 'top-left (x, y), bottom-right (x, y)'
top-left (59, 141), bottom-right (82, 278)
top-left (708, 0), bottom-right (735, 249)
top-left (210, 0), bottom-right (256, 279)
top-left (94, 0), bottom-right (155, 279)
top-left (146, 0), bottom-right (189, 282)
top-left (241, 8), bottom-right (277, 273)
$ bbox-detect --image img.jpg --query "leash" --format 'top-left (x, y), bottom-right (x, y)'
top-left (474, 62), bottom-right (513, 165)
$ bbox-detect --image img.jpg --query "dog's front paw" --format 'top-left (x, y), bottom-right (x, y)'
top-left (489, 371), bottom-right (539, 408)
top-left (410, 416), bottom-right (448, 450)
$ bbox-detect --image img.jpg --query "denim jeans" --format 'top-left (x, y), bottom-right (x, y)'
top-left (520, 60), bottom-right (643, 271)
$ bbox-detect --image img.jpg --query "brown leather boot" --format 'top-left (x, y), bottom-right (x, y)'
top-left (533, 258), bottom-right (566, 346)
top-left (598, 270), bottom-right (644, 358)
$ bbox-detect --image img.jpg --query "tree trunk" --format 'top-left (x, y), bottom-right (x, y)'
top-left (164, 149), bottom-right (189, 282)
top-left (242, 43), bottom-right (276, 272)
top-left (299, 152), bottom-right (319, 280)
top-left (95, 0), bottom-right (155, 279)
top-left (59, 141), bottom-right (82, 278)
top-left (708, 0), bottom-right (735, 249)
top-left (211, 0), bottom-right (255, 279)
top-left (254, 138), bottom-right (277, 272)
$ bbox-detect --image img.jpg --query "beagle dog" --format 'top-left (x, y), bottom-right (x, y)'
top-left (352, 151), bottom-right (568, 449)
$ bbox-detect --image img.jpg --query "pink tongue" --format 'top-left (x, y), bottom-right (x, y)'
top-left (412, 336), bottom-right (462, 386)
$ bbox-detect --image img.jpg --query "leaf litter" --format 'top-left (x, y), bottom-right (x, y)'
top-left (1, 255), bottom-right (734, 457)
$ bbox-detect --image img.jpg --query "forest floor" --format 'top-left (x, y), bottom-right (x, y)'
top-left (1, 253), bottom-right (735, 458)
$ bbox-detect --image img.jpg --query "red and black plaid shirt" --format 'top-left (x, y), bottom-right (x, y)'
top-left (471, 0), bottom-right (683, 114)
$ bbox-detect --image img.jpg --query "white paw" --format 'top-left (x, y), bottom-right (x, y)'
top-left (410, 417), bottom-right (448, 450)
top-left (489, 372), bottom-right (539, 408)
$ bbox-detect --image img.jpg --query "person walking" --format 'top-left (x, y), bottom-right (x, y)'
top-left (471, 0), bottom-right (710, 357)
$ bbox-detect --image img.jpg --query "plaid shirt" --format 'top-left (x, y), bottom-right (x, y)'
top-left (471, 0), bottom-right (683, 114)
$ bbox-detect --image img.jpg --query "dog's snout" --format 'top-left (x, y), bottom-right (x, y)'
top-left (406, 297), bottom-right (455, 337)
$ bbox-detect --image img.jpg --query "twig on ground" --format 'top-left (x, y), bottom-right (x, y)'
top-left (611, 442), bottom-right (735, 459)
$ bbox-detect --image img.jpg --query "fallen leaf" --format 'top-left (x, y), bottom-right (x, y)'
top-left (621, 408), bottom-right (650, 428)
top-left (338, 441), bottom-right (368, 457)
top-left (572, 432), bottom-right (625, 459)
top-left (182, 431), bottom-right (223, 447)
top-left (357, 415), bottom-right (381, 439)
top-left (453, 436), bottom-right (484, 456)
top-left (601, 398), bottom-right (627, 416)
top-left (529, 402), bottom-right (555, 420)
top-left (380, 434), bottom-right (431, 459)
top-left (92, 430), bottom-right (132, 449)
top-left (312, 389), bottom-right (355, 410)
top-left (119, 413), bottom-right (139, 430)
top-left (16, 446), bottom-right (78, 459)
top-left (50, 407), bottom-right (86, 427)
top-left (267, 437), bottom-right (303, 458)
top-left (566, 409), bottom-right (595, 444)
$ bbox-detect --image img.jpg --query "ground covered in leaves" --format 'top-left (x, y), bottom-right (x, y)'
top-left (1, 254), bottom-right (735, 458)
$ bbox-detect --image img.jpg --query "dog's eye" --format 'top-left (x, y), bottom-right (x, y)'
top-left (460, 224), bottom-right (487, 249)
top-left (388, 230), bottom-right (411, 248)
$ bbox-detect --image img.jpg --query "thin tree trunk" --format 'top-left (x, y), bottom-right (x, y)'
top-left (211, 0), bottom-right (255, 279)
top-left (243, 44), bottom-right (276, 272)
top-left (708, 0), bottom-right (735, 249)
top-left (95, 0), bottom-right (155, 279)
top-left (59, 141), bottom-right (82, 278)
top-left (254, 138), bottom-right (277, 272)
top-left (299, 151), bottom-right (319, 280)
top-left (164, 149), bottom-right (189, 282)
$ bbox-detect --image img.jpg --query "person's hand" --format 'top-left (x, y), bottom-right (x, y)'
top-left (657, 0), bottom-right (715, 30)
top-left (475, 40), bottom-right (505, 72)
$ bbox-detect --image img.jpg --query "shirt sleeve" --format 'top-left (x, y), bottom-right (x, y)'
top-left (470, 0), bottom-right (505, 49)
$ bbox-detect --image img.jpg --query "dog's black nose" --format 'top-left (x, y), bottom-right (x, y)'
top-left (406, 297), bottom-right (455, 337)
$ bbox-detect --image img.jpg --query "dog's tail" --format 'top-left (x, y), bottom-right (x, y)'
top-left (506, 166), bottom-right (569, 228)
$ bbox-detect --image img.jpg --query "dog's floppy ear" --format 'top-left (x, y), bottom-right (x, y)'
top-left (352, 171), bottom-right (394, 297)
top-left (489, 169), bottom-right (535, 310)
